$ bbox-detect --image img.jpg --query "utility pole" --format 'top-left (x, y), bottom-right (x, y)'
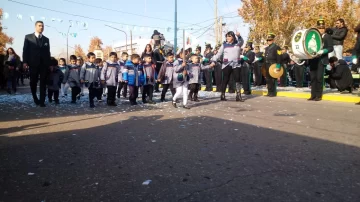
top-left (130, 30), bottom-right (133, 54)
top-left (174, 0), bottom-right (177, 54)
top-left (219, 16), bottom-right (223, 43)
top-left (214, 0), bottom-right (218, 44)
top-left (66, 25), bottom-right (72, 61)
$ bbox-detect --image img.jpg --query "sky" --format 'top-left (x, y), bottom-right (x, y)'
top-left (2, 0), bottom-right (249, 59)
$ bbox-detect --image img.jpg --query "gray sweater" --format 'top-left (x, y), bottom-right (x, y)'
top-left (211, 35), bottom-right (244, 69)
top-left (80, 62), bottom-right (101, 88)
top-left (101, 61), bottom-right (120, 86)
top-left (64, 65), bottom-right (81, 88)
top-left (173, 59), bottom-right (189, 88)
top-left (188, 63), bottom-right (211, 84)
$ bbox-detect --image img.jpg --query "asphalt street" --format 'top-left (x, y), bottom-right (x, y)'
top-left (0, 89), bottom-right (359, 202)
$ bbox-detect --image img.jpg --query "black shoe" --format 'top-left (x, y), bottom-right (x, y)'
top-left (148, 100), bottom-right (156, 104)
top-left (307, 97), bottom-right (315, 101)
top-left (236, 93), bottom-right (244, 102)
top-left (220, 94), bottom-right (227, 101)
top-left (6, 88), bottom-right (11, 94)
top-left (49, 99), bottom-right (53, 103)
top-left (76, 94), bottom-right (81, 100)
top-left (34, 99), bottom-right (40, 105)
top-left (244, 91), bottom-right (251, 95)
top-left (268, 94), bottom-right (276, 97)
top-left (155, 90), bottom-right (160, 93)
top-left (160, 99), bottom-right (166, 102)
top-left (142, 99), bottom-right (148, 104)
top-left (55, 100), bottom-right (60, 104)
top-left (130, 101), bottom-right (138, 106)
top-left (183, 105), bottom-right (191, 109)
top-left (194, 95), bottom-right (200, 102)
top-left (80, 93), bottom-right (84, 96)
top-left (71, 100), bottom-right (76, 104)
top-left (39, 103), bottom-right (46, 107)
top-left (103, 94), bottom-right (106, 97)
top-left (314, 97), bottom-right (322, 101)
top-left (65, 94), bottom-right (68, 96)
top-left (172, 101), bottom-right (177, 108)
top-left (90, 103), bottom-right (95, 108)
top-left (355, 102), bottom-right (360, 105)
top-left (122, 93), bottom-right (127, 98)
top-left (117, 93), bottom-right (120, 99)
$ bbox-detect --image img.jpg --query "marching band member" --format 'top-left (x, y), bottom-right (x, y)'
top-left (253, 46), bottom-right (264, 87)
top-left (280, 46), bottom-right (290, 87)
top-left (308, 18), bottom-right (334, 101)
top-left (289, 53), bottom-right (306, 88)
top-left (264, 33), bottom-right (282, 97)
top-left (240, 41), bottom-right (255, 95)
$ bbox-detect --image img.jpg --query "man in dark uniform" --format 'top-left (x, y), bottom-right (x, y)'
top-left (308, 18), bottom-right (334, 101)
top-left (241, 41), bottom-right (255, 95)
top-left (253, 45), bottom-right (264, 87)
top-left (213, 43), bottom-right (223, 92)
top-left (280, 46), bottom-right (290, 87)
top-left (203, 43), bottom-right (214, 91)
top-left (264, 33), bottom-right (282, 97)
top-left (23, 21), bottom-right (51, 107)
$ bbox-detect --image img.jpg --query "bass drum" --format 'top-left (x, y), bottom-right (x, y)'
top-left (291, 28), bottom-right (323, 60)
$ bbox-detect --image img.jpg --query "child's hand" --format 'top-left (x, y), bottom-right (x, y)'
top-left (80, 79), bottom-right (84, 83)
top-left (182, 61), bottom-right (186, 67)
top-left (101, 80), bottom-right (105, 85)
top-left (210, 62), bottom-right (216, 67)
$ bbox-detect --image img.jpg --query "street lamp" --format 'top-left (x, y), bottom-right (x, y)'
top-left (105, 25), bottom-right (128, 52)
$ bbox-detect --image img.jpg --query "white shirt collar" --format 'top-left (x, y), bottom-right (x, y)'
top-left (35, 32), bottom-right (42, 38)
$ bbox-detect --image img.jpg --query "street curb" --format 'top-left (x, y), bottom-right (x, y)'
top-left (199, 87), bottom-right (360, 103)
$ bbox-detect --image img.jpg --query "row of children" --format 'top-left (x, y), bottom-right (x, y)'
top-left (47, 49), bottom-right (214, 109)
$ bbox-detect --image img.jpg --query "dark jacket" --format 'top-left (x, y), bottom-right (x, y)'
top-left (3, 54), bottom-right (21, 78)
top-left (22, 33), bottom-right (51, 68)
top-left (332, 27), bottom-right (348, 45)
top-left (329, 60), bottom-right (353, 91)
top-left (310, 33), bottom-right (334, 66)
top-left (264, 43), bottom-right (282, 65)
top-left (352, 24), bottom-right (360, 58)
top-left (47, 67), bottom-right (64, 91)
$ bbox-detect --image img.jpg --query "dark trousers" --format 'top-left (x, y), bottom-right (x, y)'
top-left (107, 86), bottom-right (117, 102)
top-left (280, 64), bottom-right (288, 86)
top-left (294, 64), bottom-right (305, 88)
top-left (88, 84), bottom-right (98, 105)
top-left (48, 89), bottom-right (59, 102)
top-left (154, 67), bottom-right (161, 91)
top-left (30, 67), bottom-right (47, 104)
top-left (129, 85), bottom-right (139, 102)
top-left (17, 71), bottom-right (24, 85)
top-left (142, 85), bottom-right (154, 101)
top-left (228, 71), bottom-right (235, 93)
top-left (161, 83), bottom-right (175, 100)
top-left (222, 66), bottom-right (240, 94)
top-left (189, 83), bottom-right (200, 98)
top-left (214, 64), bottom-right (222, 91)
top-left (96, 88), bottom-right (103, 100)
top-left (265, 63), bottom-right (277, 96)
top-left (204, 69), bottom-right (213, 91)
top-left (241, 64), bottom-right (251, 93)
top-left (117, 82), bottom-right (128, 98)
top-left (7, 75), bottom-right (17, 91)
top-left (254, 62), bottom-right (263, 86)
top-left (71, 86), bottom-right (81, 102)
top-left (310, 62), bottom-right (325, 98)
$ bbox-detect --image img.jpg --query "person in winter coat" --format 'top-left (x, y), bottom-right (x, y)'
top-left (172, 50), bottom-right (190, 109)
top-left (328, 57), bottom-right (353, 93)
top-left (142, 54), bottom-right (156, 104)
top-left (211, 31), bottom-right (244, 101)
top-left (331, 19), bottom-right (348, 59)
top-left (58, 58), bottom-right (68, 97)
top-left (157, 52), bottom-right (176, 102)
top-left (253, 46), bottom-right (264, 87)
top-left (117, 52), bottom-right (129, 98)
top-left (80, 52), bottom-right (102, 108)
top-left (47, 57), bottom-right (64, 104)
top-left (4, 48), bottom-right (21, 94)
top-left (123, 54), bottom-right (145, 106)
top-left (63, 55), bottom-right (81, 103)
top-left (101, 52), bottom-right (120, 106)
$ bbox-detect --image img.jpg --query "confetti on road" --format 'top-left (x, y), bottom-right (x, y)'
top-left (142, 180), bottom-right (152, 185)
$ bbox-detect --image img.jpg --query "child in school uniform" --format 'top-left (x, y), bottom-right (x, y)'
top-left (80, 52), bottom-right (101, 108)
top-left (101, 52), bottom-right (120, 106)
top-left (76, 56), bottom-right (85, 96)
top-left (63, 55), bottom-right (81, 103)
top-left (117, 52), bottom-right (129, 99)
top-left (172, 50), bottom-right (191, 109)
top-left (47, 57), bottom-right (64, 104)
top-left (188, 54), bottom-right (214, 102)
top-left (157, 52), bottom-right (176, 102)
top-left (123, 54), bottom-right (145, 106)
top-left (58, 58), bottom-right (69, 97)
top-left (142, 54), bottom-right (156, 104)
top-left (95, 58), bottom-right (104, 102)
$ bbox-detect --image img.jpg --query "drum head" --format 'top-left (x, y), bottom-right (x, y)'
top-left (269, 64), bottom-right (284, 79)
top-left (304, 28), bottom-right (322, 56)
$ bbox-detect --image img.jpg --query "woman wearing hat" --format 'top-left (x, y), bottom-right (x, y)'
top-left (210, 31), bottom-right (244, 101)
top-left (308, 18), bottom-right (334, 101)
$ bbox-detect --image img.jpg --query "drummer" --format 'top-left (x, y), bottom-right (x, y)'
top-left (264, 33), bottom-right (282, 97)
top-left (308, 18), bottom-right (334, 101)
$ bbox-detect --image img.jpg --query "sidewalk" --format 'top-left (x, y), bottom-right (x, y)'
top-left (200, 86), bottom-right (360, 103)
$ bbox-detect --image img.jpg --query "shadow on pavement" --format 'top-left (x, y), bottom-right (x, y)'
top-left (0, 115), bottom-right (359, 202)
